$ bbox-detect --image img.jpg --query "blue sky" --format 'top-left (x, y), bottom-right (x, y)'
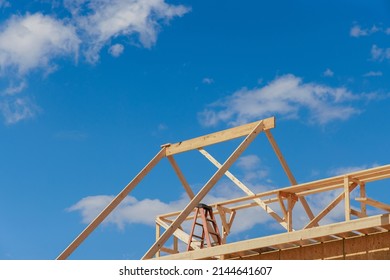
top-left (1, 0), bottom-right (390, 260)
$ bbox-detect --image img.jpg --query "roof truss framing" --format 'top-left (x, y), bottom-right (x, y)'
top-left (56, 116), bottom-right (390, 260)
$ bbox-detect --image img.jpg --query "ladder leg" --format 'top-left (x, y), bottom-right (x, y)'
top-left (187, 208), bottom-right (200, 251)
top-left (199, 208), bottom-right (213, 248)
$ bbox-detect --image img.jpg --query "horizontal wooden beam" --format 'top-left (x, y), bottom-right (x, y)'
top-left (355, 197), bottom-right (390, 212)
top-left (165, 117), bottom-right (275, 156)
top-left (156, 213), bottom-right (390, 260)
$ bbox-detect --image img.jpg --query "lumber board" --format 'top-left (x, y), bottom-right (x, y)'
top-left (165, 117), bottom-right (275, 156)
top-left (355, 197), bottom-right (390, 212)
top-left (167, 156), bottom-right (195, 199)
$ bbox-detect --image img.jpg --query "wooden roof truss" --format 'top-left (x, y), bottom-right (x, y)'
top-left (56, 116), bottom-right (390, 260)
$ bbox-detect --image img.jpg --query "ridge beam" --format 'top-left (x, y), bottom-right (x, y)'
top-left (165, 117), bottom-right (275, 156)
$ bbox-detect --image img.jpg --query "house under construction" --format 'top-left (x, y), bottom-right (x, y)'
top-left (57, 117), bottom-right (390, 260)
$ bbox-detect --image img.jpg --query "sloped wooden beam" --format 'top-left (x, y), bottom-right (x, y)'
top-left (56, 148), bottom-right (167, 260)
top-left (304, 182), bottom-right (358, 229)
top-left (265, 130), bottom-right (317, 226)
top-left (165, 117), bottom-right (275, 156)
top-left (156, 218), bottom-right (199, 250)
top-left (198, 148), bottom-right (288, 230)
top-left (167, 155), bottom-right (195, 199)
top-left (142, 120), bottom-right (266, 259)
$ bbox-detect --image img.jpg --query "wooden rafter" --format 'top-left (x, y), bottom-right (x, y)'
top-left (56, 148), bottom-right (167, 260)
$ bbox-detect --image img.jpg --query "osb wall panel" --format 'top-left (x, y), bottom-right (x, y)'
top-left (242, 231), bottom-right (390, 260)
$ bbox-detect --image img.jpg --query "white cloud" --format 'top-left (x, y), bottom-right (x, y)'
top-left (67, 194), bottom-right (189, 229)
top-left (3, 80), bottom-right (27, 95)
top-left (202, 77), bottom-right (214, 84)
top-left (108, 44), bottom-right (124, 57)
top-left (371, 44), bottom-right (390, 61)
top-left (0, 1), bottom-right (190, 124)
top-left (323, 68), bottom-right (334, 77)
top-left (237, 155), bottom-right (261, 171)
top-left (0, 13), bottom-right (80, 74)
top-left (198, 74), bottom-right (362, 127)
top-left (65, 0), bottom-right (190, 63)
top-left (350, 24), bottom-right (380, 37)
top-left (363, 71), bottom-right (383, 77)
top-left (0, 97), bottom-right (38, 124)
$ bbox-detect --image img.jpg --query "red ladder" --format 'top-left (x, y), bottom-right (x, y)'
top-left (187, 203), bottom-right (222, 251)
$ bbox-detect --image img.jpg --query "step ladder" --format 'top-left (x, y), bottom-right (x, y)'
top-left (187, 203), bottom-right (222, 251)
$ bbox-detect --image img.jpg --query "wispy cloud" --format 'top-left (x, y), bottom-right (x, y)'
top-left (350, 24), bottom-right (380, 37)
top-left (108, 44), bottom-right (124, 57)
top-left (0, 97), bottom-right (38, 124)
top-left (323, 68), bottom-right (334, 77)
top-left (198, 74), bottom-right (371, 127)
top-left (371, 44), bottom-right (390, 62)
top-left (363, 71), bottom-right (383, 77)
top-left (202, 77), bottom-right (214, 85)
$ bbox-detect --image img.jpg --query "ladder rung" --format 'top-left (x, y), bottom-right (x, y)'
top-left (192, 234), bottom-right (203, 240)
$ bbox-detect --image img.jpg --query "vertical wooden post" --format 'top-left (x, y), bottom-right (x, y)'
top-left (156, 223), bottom-right (161, 257)
top-left (360, 182), bottom-right (367, 217)
top-left (287, 194), bottom-right (293, 232)
top-left (344, 176), bottom-right (351, 221)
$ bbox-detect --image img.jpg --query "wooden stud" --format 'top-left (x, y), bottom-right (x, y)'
top-left (142, 120), bottom-right (266, 259)
top-left (344, 176), bottom-right (351, 221)
top-left (287, 194), bottom-right (295, 232)
top-left (360, 182), bottom-right (367, 216)
top-left (156, 223), bottom-right (161, 257)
